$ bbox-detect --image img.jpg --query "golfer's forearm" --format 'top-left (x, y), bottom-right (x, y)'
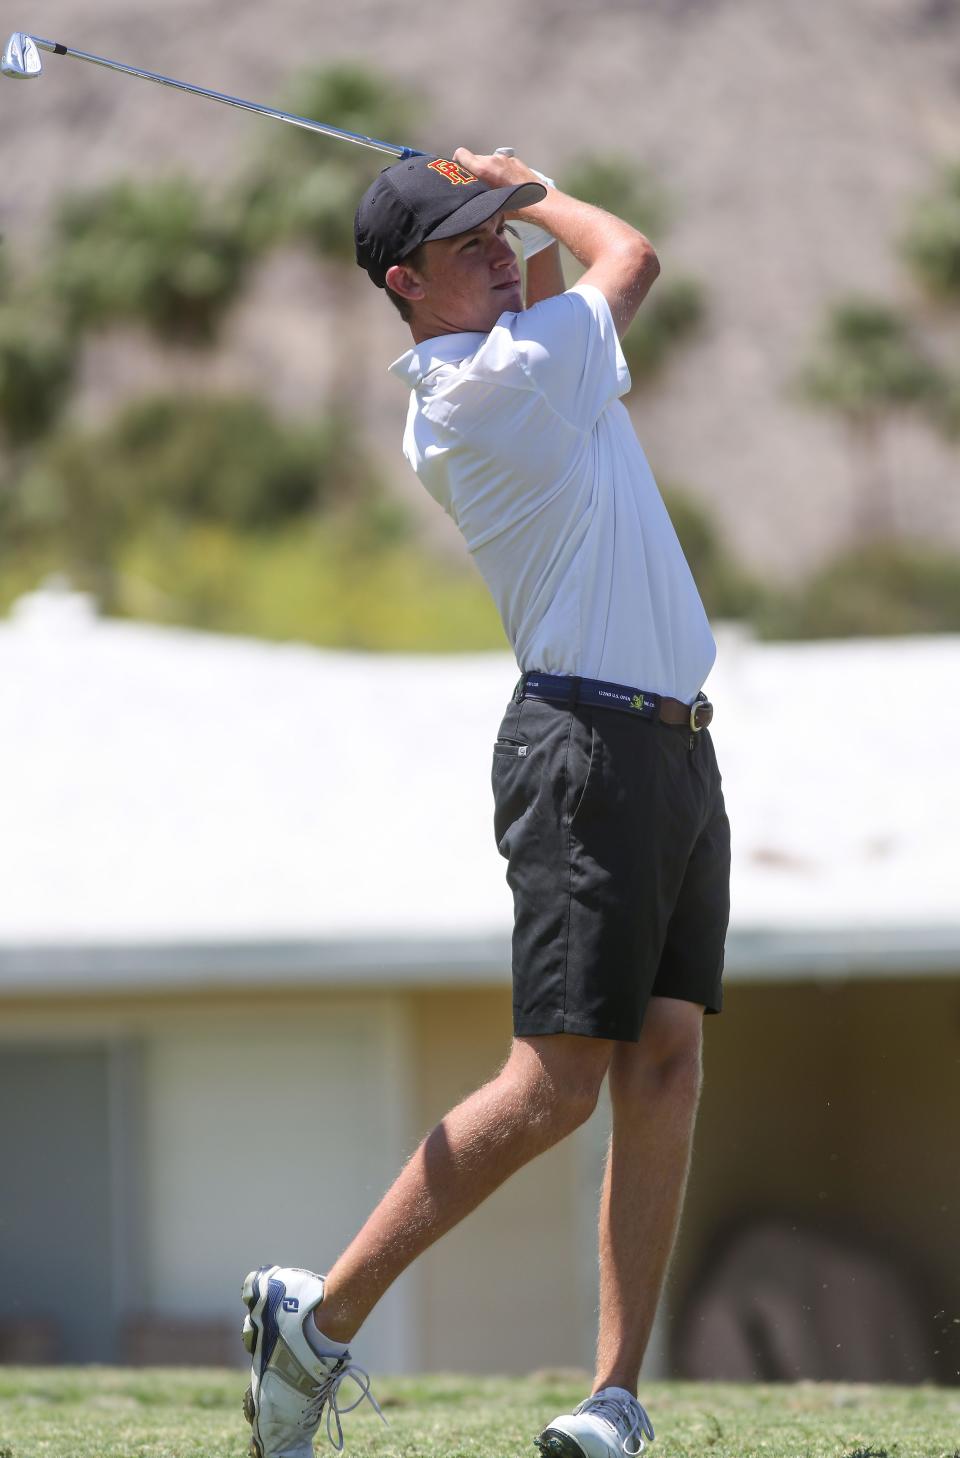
top-left (525, 242), bottom-right (565, 306)
top-left (519, 191), bottom-right (659, 331)
top-left (449, 148), bottom-right (657, 328)
top-left (451, 146), bottom-right (654, 274)
top-left (520, 191), bottom-right (653, 274)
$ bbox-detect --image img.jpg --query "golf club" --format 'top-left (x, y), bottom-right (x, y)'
top-left (1, 30), bottom-right (424, 160)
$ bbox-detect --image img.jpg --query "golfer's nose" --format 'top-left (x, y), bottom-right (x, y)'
top-left (492, 232), bottom-right (515, 267)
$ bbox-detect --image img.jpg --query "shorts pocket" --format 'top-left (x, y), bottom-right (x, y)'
top-left (567, 719), bottom-right (599, 828)
top-left (494, 740), bottom-right (530, 759)
top-left (492, 738), bottom-right (536, 856)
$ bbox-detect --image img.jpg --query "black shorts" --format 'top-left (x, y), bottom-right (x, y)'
top-left (491, 690), bottom-right (730, 1042)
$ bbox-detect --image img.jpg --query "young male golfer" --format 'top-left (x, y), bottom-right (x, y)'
top-left (241, 150), bottom-right (730, 1458)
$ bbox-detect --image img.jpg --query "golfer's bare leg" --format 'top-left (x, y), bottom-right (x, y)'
top-left (593, 997), bottom-right (704, 1394)
top-left (315, 1032), bottom-right (614, 1344)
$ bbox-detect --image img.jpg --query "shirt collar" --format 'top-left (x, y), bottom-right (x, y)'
top-left (388, 330), bottom-right (487, 389)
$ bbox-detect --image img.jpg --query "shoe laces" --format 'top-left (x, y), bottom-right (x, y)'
top-left (576, 1391), bottom-right (655, 1456)
top-left (301, 1356), bottom-right (388, 1453)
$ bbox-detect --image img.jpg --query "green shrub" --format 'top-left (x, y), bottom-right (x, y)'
top-left (759, 540), bottom-right (960, 638)
top-left (901, 161), bottom-right (960, 303)
top-left (4, 394), bottom-right (396, 610)
top-left (654, 495), bottom-right (960, 640)
top-left (622, 278), bottom-right (706, 383)
top-left (662, 487), bottom-right (765, 621)
top-left (105, 395), bottom-right (368, 528)
top-left (18, 394), bottom-right (372, 533)
top-left (50, 178), bottom-right (253, 343)
top-left (560, 155), bottom-right (670, 236)
top-left (559, 156), bottom-right (704, 389)
top-left (800, 298), bottom-right (945, 416)
top-left (938, 377), bottom-right (960, 439)
top-left (116, 524), bottom-right (507, 651)
top-left (0, 301), bottom-right (76, 445)
top-left (237, 65), bottom-right (419, 260)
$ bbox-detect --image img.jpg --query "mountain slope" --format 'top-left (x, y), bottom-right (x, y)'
top-left (4, 0), bottom-right (960, 574)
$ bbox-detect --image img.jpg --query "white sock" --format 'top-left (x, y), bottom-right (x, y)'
top-left (304, 1311), bottom-right (350, 1361)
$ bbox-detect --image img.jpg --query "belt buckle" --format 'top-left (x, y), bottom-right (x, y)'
top-left (690, 693), bottom-right (713, 733)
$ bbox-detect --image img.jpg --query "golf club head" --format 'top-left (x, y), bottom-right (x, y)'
top-left (2, 33), bottom-right (43, 79)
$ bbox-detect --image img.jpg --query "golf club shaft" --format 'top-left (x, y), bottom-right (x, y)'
top-left (24, 34), bottom-right (422, 159)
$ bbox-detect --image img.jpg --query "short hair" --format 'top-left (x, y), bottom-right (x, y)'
top-left (384, 243), bottom-right (428, 323)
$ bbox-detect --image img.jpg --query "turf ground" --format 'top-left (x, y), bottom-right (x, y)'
top-left (0, 1368), bottom-right (957, 1458)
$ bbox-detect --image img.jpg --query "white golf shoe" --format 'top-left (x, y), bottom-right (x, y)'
top-left (535, 1386), bottom-right (655, 1458)
top-left (241, 1264), bottom-right (385, 1456)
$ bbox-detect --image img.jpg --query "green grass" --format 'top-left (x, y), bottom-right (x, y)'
top-left (0, 1369), bottom-right (957, 1458)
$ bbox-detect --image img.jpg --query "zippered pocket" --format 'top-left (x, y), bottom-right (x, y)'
top-left (493, 741), bottom-right (529, 758)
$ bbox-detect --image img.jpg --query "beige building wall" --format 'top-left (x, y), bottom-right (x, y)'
top-left (2, 971), bottom-right (957, 1378)
top-left (670, 976), bottom-right (960, 1379)
top-left (408, 987), bottom-right (601, 1375)
top-left (400, 975), bottom-right (960, 1380)
top-left (0, 981), bottom-right (604, 1374)
top-left (0, 989), bottom-right (421, 1372)
top-left (141, 999), bottom-right (417, 1371)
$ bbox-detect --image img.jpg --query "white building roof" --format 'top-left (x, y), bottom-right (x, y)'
top-left (1, 586), bottom-right (958, 991)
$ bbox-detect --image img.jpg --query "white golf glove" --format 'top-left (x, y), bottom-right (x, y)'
top-left (495, 148), bottom-right (557, 260)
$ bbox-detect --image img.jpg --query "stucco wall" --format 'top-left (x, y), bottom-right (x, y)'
top-left (0, 991), bottom-right (419, 1370)
top-left (1, 973), bottom-right (956, 1378)
top-left (671, 977), bottom-right (960, 1383)
top-left (408, 987), bottom-right (600, 1375)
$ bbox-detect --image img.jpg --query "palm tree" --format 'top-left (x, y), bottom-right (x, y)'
top-left (901, 161), bottom-right (960, 437)
top-left (238, 64), bottom-right (417, 258)
top-left (0, 296), bottom-right (76, 448)
top-left (236, 63), bottom-right (420, 424)
top-left (49, 177), bottom-right (254, 345)
top-left (559, 154), bottom-right (706, 389)
top-left (901, 162), bottom-right (960, 304)
top-left (9, 392), bottom-right (369, 613)
top-left (800, 298), bottom-right (945, 538)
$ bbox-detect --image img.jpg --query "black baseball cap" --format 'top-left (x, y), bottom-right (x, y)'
top-left (355, 154), bottom-right (546, 288)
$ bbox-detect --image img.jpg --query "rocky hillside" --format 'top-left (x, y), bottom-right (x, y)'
top-left (4, 0), bottom-right (960, 576)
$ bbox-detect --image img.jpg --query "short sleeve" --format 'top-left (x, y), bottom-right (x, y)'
top-left (507, 283), bottom-right (631, 430)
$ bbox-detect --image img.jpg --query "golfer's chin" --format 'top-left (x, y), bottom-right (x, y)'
top-left (491, 280), bottom-right (523, 315)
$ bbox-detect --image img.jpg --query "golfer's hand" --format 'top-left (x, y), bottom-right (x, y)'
top-left (452, 147), bottom-right (542, 212)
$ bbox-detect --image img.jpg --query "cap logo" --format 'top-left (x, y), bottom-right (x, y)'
top-left (427, 159), bottom-right (477, 186)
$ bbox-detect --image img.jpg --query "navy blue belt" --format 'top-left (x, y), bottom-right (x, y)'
top-left (516, 671), bottom-right (714, 732)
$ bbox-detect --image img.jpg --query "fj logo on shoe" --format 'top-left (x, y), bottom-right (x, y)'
top-left (282, 1297), bottom-right (300, 1313)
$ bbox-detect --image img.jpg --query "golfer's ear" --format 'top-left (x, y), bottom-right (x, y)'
top-left (385, 262), bottom-right (425, 302)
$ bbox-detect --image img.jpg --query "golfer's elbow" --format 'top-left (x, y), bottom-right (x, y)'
top-left (618, 234), bottom-right (659, 317)
top-left (631, 234), bottom-right (660, 290)
top-left (583, 232), bottom-right (659, 332)
top-left (611, 232), bottom-right (659, 299)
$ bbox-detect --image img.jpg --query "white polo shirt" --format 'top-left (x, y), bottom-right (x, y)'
top-left (388, 282), bottom-right (716, 702)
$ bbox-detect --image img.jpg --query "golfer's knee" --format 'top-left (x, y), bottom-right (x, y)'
top-left (504, 1035), bottom-right (610, 1135)
top-left (542, 1071), bottom-right (603, 1134)
top-left (651, 1038), bottom-right (703, 1105)
top-left (615, 1006), bottom-right (704, 1106)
